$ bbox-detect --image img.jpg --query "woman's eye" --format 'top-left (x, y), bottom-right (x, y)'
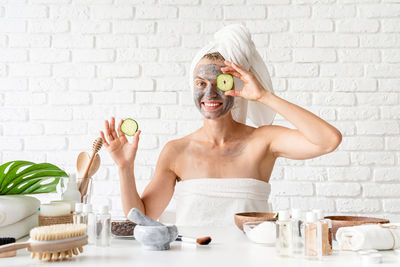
top-left (196, 81), bottom-right (206, 87)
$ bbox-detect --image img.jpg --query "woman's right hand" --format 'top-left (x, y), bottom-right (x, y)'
top-left (100, 117), bottom-right (141, 169)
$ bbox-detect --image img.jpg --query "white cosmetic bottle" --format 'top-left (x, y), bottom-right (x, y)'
top-left (62, 173), bottom-right (81, 203)
top-left (276, 210), bottom-right (293, 257)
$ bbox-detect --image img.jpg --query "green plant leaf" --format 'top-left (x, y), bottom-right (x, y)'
top-left (26, 178), bottom-right (61, 194)
top-left (0, 161), bottom-right (15, 189)
top-left (0, 161), bottom-right (35, 192)
top-left (2, 163), bottom-right (66, 192)
top-left (0, 161), bottom-right (68, 195)
top-left (3, 170), bottom-right (67, 194)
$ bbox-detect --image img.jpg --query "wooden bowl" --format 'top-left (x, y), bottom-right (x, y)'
top-left (234, 212), bottom-right (277, 231)
top-left (325, 216), bottom-right (390, 240)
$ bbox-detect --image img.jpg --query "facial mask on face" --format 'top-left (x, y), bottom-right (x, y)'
top-left (193, 63), bottom-right (234, 119)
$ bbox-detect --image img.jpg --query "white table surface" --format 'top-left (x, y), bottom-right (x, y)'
top-left (2, 226), bottom-right (400, 267)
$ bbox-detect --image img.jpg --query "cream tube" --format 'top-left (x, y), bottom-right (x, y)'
top-left (40, 203), bottom-right (71, 216)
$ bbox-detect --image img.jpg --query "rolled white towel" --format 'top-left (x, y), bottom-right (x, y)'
top-left (0, 212), bottom-right (38, 239)
top-left (0, 195), bottom-right (40, 227)
top-left (336, 223), bottom-right (400, 251)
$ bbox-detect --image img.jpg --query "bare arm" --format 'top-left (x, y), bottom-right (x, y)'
top-left (259, 92), bottom-right (342, 159)
top-left (101, 117), bottom-right (176, 219)
top-left (222, 61), bottom-right (342, 160)
top-left (118, 142), bottom-right (176, 219)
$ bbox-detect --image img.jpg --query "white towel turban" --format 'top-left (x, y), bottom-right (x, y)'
top-left (189, 24), bottom-right (276, 126)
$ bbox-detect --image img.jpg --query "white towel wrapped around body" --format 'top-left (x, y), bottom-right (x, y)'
top-left (336, 223), bottom-right (400, 251)
top-left (173, 178), bottom-right (272, 227)
top-left (0, 212), bottom-right (38, 239)
top-left (0, 195), bottom-right (40, 227)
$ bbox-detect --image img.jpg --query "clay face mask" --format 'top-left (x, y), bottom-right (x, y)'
top-left (193, 63), bottom-right (234, 119)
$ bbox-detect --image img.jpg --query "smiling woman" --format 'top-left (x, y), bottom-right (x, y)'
top-left (193, 56), bottom-right (234, 119)
top-left (100, 24), bottom-right (342, 227)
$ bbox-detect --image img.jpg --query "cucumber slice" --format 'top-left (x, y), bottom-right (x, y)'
top-left (120, 118), bottom-right (138, 136)
top-left (216, 73), bottom-right (234, 92)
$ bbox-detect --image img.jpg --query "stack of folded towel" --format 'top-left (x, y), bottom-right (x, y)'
top-left (0, 195), bottom-right (40, 239)
top-left (336, 223), bottom-right (400, 251)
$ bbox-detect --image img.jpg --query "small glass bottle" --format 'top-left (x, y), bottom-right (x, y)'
top-left (313, 209), bottom-right (331, 256)
top-left (73, 203), bottom-right (84, 224)
top-left (326, 218), bottom-right (333, 254)
top-left (276, 210), bottom-right (293, 257)
top-left (291, 209), bottom-right (304, 256)
top-left (304, 211), bottom-right (322, 259)
top-left (83, 204), bottom-right (96, 245)
top-left (96, 205), bottom-right (111, 247)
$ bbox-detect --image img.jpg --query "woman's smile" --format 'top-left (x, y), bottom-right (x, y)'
top-left (201, 100), bottom-right (223, 112)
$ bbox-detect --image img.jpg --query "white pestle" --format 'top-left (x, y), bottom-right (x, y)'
top-left (127, 208), bottom-right (164, 226)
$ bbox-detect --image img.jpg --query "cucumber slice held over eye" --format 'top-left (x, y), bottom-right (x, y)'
top-left (216, 73), bottom-right (234, 92)
top-left (120, 118), bottom-right (138, 136)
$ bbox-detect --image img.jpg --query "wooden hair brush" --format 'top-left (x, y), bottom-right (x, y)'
top-left (0, 224), bottom-right (87, 261)
top-left (78, 137), bottom-right (103, 202)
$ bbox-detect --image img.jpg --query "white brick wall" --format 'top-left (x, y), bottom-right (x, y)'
top-left (0, 1), bottom-right (399, 221)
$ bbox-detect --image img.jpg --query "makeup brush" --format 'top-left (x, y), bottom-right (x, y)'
top-left (78, 137), bottom-right (103, 201)
top-left (176, 235), bottom-right (212, 245)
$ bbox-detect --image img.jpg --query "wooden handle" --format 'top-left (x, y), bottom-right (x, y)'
top-left (79, 151), bottom-right (96, 202)
top-left (82, 151), bottom-right (96, 179)
top-left (0, 242), bottom-right (30, 253)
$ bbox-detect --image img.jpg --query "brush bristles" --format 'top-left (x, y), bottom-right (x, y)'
top-left (196, 236), bottom-right (212, 245)
top-left (92, 137), bottom-right (103, 154)
top-left (30, 224), bottom-right (87, 241)
top-left (29, 224), bottom-right (86, 261)
top-left (31, 247), bottom-right (84, 262)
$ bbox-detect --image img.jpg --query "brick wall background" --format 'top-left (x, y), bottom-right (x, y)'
top-left (0, 0), bottom-right (399, 221)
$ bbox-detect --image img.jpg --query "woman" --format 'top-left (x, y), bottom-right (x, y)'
top-left (100, 25), bottom-right (342, 226)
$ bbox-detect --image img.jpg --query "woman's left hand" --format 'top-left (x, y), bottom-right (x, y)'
top-left (221, 60), bottom-right (269, 101)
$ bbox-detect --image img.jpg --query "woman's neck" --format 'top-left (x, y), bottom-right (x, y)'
top-left (201, 112), bottom-right (239, 145)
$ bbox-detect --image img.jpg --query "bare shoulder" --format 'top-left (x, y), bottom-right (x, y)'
top-left (160, 134), bottom-right (192, 156)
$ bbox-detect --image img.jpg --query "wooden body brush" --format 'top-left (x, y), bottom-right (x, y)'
top-left (0, 224), bottom-right (87, 261)
top-left (78, 137), bottom-right (103, 202)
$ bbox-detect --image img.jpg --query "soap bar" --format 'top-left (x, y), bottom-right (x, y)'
top-left (40, 203), bottom-right (70, 216)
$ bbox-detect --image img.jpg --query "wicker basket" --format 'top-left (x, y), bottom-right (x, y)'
top-left (39, 214), bottom-right (73, 226)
